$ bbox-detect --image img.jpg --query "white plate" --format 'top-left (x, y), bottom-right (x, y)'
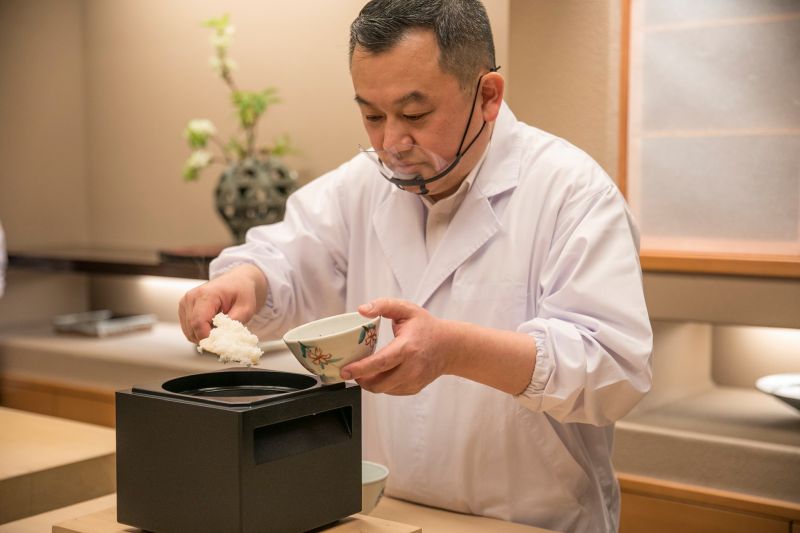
top-left (755, 373), bottom-right (800, 412)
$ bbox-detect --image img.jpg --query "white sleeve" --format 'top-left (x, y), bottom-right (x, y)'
top-left (209, 164), bottom-right (352, 339)
top-left (515, 184), bottom-right (653, 426)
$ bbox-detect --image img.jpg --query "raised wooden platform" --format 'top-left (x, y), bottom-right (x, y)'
top-left (0, 408), bottom-right (115, 524)
top-left (52, 506), bottom-right (420, 533)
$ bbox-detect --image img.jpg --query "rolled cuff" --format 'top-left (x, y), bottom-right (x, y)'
top-left (248, 287), bottom-right (279, 327)
top-left (514, 329), bottom-right (553, 411)
top-left (209, 258), bottom-right (250, 280)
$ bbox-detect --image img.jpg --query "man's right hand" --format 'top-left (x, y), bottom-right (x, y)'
top-left (178, 263), bottom-right (268, 344)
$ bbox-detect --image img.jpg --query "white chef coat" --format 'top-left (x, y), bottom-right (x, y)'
top-left (210, 102), bottom-right (653, 533)
top-left (420, 141), bottom-right (486, 258)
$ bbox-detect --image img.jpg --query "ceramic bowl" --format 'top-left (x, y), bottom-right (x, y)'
top-left (755, 373), bottom-right (800, 412)
top-left (361, 460), bottom-right (389, 514)
top-left (283, 312), bottom-right (381, 384)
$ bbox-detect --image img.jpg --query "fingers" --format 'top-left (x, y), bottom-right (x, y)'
top-left (191, 297), bottom-right (220, 342)
top-left (226, 303), bottom-right (255, 324)
top-left (358, 298), bottom-right (418, 320)
top-left (178, 266), bottom-right (265, 345)
top-left (355, 368), bottom-right (410, 396)
top-left (219, 264), bottom-right (265, 325)
top-left (354, 366), bottom-right (422, 396)
top-left (178, 291), bottom-right (200, 343)
top-left (178, 287), bottom-right (218, 344)
top-left (178, 295), bottom-right (193, 342)
top-left (341, 343), bottom-right (403, 381)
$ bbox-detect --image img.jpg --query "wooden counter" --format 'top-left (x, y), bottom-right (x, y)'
top-left (371, 498), bottom-right (549, 532)
top-left (1, 322), bottom-right (799, 531)
top-left (0, 322), bottom-right (306, 427)
top-left (0, 408), bottom-right (115, 524)
top-left (0, 494), bottom-right (554, 533)
top-left (51, 506), bottom-right (421, 533)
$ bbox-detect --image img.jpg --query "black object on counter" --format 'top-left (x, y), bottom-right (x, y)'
top-left (116, 368), bottom-right (361, 533)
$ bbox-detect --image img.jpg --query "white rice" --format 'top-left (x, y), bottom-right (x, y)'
top-left (197, 313), bottom-right (263, 366)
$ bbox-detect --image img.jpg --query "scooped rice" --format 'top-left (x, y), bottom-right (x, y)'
top-left (197, 312), bottom-right (263, 366)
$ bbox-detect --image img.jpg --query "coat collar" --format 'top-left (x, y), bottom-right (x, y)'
top-left (474, 100), bottom-right (521, 199)
top-left (372, 101), bottom-right (522, 306)
top-left (372, 190), bottom-right (429, 299)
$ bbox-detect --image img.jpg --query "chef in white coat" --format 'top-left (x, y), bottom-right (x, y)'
top-left (180, 1), bottom-right (653, 531)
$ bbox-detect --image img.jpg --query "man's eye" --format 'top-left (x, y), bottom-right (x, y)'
top-left (365, 115), bottom-right (383, 123)
top-left (404, 113), bottom-right (429, 122)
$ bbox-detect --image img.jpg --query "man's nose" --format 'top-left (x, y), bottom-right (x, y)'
top-left (382, 117), bottom-right (413, 150)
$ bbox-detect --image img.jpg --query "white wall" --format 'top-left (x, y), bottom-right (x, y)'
top-left (0, 0), bottom-right (89, 248)
top-left (508, 0), bottom-right (621, 179)
top-left (0, 1), bottom-right (91, 325)
top-left (0, 0), bottom-right (509, 324)
top-left (80, 0), bottom-right (510, 249)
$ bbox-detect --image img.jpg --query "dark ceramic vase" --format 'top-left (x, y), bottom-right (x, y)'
top-left (215, 157), bottom-right (297, 244)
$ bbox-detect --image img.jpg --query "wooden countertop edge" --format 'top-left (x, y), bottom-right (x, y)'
top-left (51, 506), bottom-right (422, 533)
top-left (640, 250), bottom-right (800, 279)
top-left (0, 373), bottom-right (116, 403)
top-left (618, 472), bottom-right (800, 521)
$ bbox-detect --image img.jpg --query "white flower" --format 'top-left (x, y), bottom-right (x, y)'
top-left (186, 119), bottom-right (216, 137)
top-left (210, 25), bottom-right (235, 50)
top-left (187, 150), bottom-right (212, 169)
top-left (182, 149), bottom-right (214, 180)
top-left (183, 119), bottom-right (217, 149)
top-left (211, 33), bottom-right (230, 49)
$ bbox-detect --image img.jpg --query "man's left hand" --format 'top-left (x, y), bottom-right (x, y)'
top-left (340, 298), bottom-right (453, 395)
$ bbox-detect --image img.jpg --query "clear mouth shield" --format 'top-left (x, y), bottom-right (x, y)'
top-left (357, 69), bottom-right (495, 195)
top-left (359, 144), bottom-right (456, 194)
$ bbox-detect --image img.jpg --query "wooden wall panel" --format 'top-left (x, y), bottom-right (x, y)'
top-left (620, 492), bottom-right (789, 533)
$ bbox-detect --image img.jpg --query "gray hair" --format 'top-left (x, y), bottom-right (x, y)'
top-left (349, 0), bottom-right (496, 89)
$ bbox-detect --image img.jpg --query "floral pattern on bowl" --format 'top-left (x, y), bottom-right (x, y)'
top-left (284, 314), bottom-right (381, 384)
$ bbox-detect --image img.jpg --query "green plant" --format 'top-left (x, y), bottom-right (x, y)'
top-left (182, 14), bottom-right (292, 181)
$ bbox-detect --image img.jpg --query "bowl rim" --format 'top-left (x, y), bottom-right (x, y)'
top-left (362, 460), bottom-right (390, 484)
top-left (283, 312), bottom-right (380, 343)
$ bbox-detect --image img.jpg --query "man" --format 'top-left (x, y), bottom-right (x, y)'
top-left (180, 1), bottom-right (652, 531)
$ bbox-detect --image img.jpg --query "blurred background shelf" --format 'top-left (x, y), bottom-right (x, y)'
top-left (7, 246), bottom-right (225, 280)
top-left (615, 386), bottom-right (800, 503)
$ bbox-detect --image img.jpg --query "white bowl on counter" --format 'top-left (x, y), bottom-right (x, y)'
top-left (755, 373), bottom-right (800, 412)
top-left (361, 460), bottom-right (389, 514)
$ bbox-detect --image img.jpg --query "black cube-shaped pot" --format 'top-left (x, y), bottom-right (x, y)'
top-left (116, 368), bottom-right (361, 533)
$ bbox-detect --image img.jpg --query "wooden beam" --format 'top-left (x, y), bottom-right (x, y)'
top-left (641, 250), bottom-right (800, 279)
top-left (619, 473), bottom-right (800, 522)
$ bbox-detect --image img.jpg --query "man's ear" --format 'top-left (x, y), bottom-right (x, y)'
top-left (480, 72), bottom-right (505, 122)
